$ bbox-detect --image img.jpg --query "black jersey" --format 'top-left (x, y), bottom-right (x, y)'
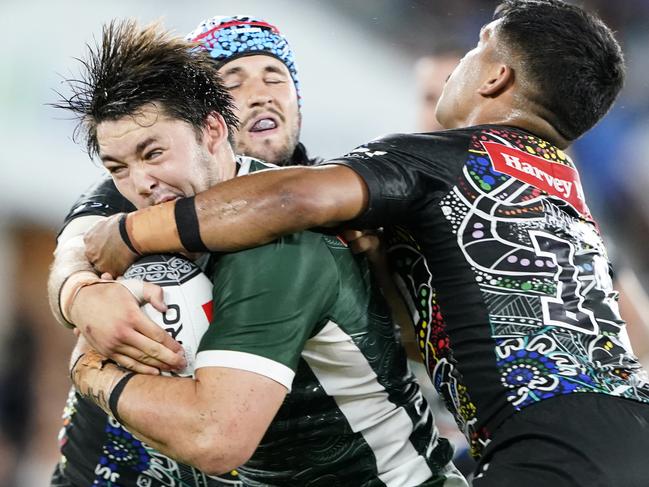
top-left (331, 126), bottom-right (649, 457)
top-left (56, 389), bottom-right (243, 487)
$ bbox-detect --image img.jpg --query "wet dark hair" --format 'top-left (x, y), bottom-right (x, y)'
top-left (495, 0), bottom-right (625, 141)
top-left (53, 19), bottom-right (239, 158)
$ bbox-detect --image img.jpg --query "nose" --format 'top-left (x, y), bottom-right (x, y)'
top-left (131, 164), bottom-right (158, 197)
top-left (245, 78), bottom-right (274, 108)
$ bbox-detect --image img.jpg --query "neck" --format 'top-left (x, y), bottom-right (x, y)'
top-left (460, 97), bottom-right (570, 149)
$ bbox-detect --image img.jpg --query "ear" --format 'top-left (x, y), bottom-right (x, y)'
top-left (478, 64), bottom-right (514, 97)
top-left (202, 112), bottom-right (230, 155)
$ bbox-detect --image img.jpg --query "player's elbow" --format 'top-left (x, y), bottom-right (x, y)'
top-left (188, 431), bottom-right (255, 476)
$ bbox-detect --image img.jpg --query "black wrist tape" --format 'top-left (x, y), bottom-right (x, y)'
top-left (108, 372), bottom-right (136, 424)
top-left (175, 196), bottom-right (209, 252)
top-left (119, 214), bottom-right (141, 255)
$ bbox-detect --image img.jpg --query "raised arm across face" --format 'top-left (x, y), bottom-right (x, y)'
top-left (84, 163), bottom-right (369, 276)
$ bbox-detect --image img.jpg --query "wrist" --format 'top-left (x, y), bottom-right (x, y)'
top-left (71, 350), bottom-right (132, 416)
top-left (128, 201), bottom-right (186, 254)
top-left (59, 271), bottom-right (102, 327)
top-left (174, 196), bottom-right (209, 252)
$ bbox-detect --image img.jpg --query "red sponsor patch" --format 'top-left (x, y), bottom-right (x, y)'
top-left (202, 300), bottom-right (214, 323)
top-left (482, 142), bottom-right (590, 216)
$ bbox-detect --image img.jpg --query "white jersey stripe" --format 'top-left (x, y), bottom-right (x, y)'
top-left (301, 320), bottom-right (435, 487)
top-left (195, 350), bottom-right (294, 390)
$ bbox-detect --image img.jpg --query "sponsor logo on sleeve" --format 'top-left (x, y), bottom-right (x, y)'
top-left (482, 141), bottom-right (590, 216)
top-left (345, 146), bottom-right (388, 159)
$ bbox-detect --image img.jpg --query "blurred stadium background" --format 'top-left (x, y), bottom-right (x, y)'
top-left (1, 0), bottom-right (648, 484)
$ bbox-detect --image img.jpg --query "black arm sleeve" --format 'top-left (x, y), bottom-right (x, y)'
top-left (326, 133), bottom-right (453, 228)
top-left (60, 176), bottom-right (135, 230)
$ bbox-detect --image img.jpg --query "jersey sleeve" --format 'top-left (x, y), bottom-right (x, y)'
top-left (195, 232), bottom-right (339, 390)
top-left (327, 133), bottom-right (450, 228)
top-left (59, 176), bottom-right (135, 234)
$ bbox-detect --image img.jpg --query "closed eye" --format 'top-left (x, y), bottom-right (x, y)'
top-left (144, 149), bottom-right (163, 160)
top-left (106, 165), bottom-right (127, 176)
top-left (265, 77), bottom-right (286, 84)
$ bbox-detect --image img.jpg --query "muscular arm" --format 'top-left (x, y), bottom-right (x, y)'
top-left (120, 367), bottom-right (286, 474)
top-left (85, 165), bottom-right (369, 274)
top-left (73, 232), bottom-right (338, 474)
top-left (191, 165), bottom-right (368, 249)
top-left (72, 345), bottom-right (286, 475)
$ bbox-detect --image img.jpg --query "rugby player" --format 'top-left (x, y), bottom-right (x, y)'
top-left (84, 1), bottom-right (649, 485)
top-left (58, 19), bottom-right (466, 487)
top-left (50, 15), bottom-right (317, 487)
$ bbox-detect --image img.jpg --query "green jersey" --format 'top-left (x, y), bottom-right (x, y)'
top-left (194, 160), bottom-right (466, 486)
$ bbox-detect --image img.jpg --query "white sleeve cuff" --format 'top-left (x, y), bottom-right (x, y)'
top-left (195, 350), bottom-right (295, 391)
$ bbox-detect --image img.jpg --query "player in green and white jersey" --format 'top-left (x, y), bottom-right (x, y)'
top-left (58, 20), bottom-right (466, 487)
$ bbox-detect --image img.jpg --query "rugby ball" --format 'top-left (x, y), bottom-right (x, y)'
top-left (123, 254), bottom-right (213, 377)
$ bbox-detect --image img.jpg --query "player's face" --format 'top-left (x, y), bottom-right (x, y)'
top-left (97, 104), bottom-right (231, 209)
top-left (436, 19), bottom-right (502, 129)
top-left (415, 56), bottom-right (460, 132)
top-left (219, 55), bottom-right (300, 166)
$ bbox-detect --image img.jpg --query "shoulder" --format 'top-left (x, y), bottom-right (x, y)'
top-left (59, 175), bottom-right (134, 236)
top-left (211, 231), bottom-right (339, 291)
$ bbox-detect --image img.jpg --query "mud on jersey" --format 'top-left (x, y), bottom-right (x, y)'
top-left (332, 126), bottom-right (649, 457)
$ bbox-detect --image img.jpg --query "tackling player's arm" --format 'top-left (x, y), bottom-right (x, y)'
top-left (84, 164), bottom-right (369, 275)
top-left (72, 233), bottom-right (337, 474)
top-left (49, 178), bottom-right (186, 374)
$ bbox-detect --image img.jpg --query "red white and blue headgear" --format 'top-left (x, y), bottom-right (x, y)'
top-left (186, 15), bottom-right (301, 105)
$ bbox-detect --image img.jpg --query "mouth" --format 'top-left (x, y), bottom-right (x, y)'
top-left (248, 115), bottom-right (279, 134)
top-left (153, 194), bottom-right (182, 206)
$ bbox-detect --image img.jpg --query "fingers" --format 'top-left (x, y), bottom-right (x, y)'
top-left (111, 353), bottom-right (162, 375)
top-left (141, 282), bottom-right (168, 313)
top-left (127, 332), bottom-right (187, 370)
top-left (341, 229), bottom-right (364, 242)
top-left (350, 234), bottom-right (381, 255)
top-left (115, 278), bottom-right (145, 303)
top-left (110, 343), bottom-right (173, 371)
top-left (84, 213), bottom-right (137, 276)
top-left (131, 313), bottom-right (185, 360)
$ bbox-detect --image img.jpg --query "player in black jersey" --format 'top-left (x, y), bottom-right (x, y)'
top-left (84, 1), bottom-right (649, 485)
top-left (49, 15), bottom-right (319, 487)
top-left (56, 19), bottom-right (463, 487)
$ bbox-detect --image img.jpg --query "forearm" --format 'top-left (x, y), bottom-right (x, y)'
top-left (48, 216), bottom-right (105, 326)
top-left (73, 351), bottom-right (282, 475)
top-left (126, 165), bottom-right (368, 254)
top-left (74, 353), bottom-right (222, 469)
top-left (115, 375), bottom-right (212, 466)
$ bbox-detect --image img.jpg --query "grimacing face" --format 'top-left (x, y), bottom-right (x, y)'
top-left (97, 104), bottom-right (232, 210)
top-left (435, 19), bottom-right (503, 129)
top-left (219, 54), bottom-right (301, 166)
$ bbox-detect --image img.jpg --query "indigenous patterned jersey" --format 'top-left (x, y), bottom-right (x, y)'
top-left (57, 389), bottom-right (242, 487)
top-left (331, 126), bottom-right (649, 457)
top-left (193, 159), bottom-right (465, 487)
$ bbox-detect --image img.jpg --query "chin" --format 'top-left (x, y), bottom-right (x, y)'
top-left (247, 144), bottom-right (292, 166)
